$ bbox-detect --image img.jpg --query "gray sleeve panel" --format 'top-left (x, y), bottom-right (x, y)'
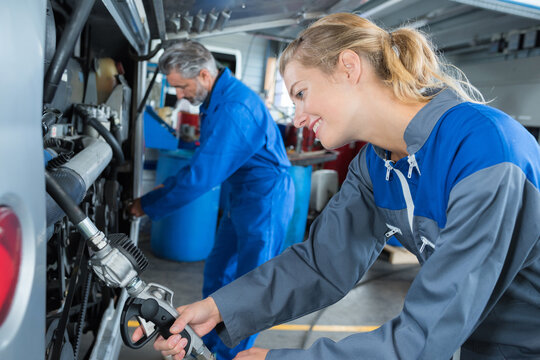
top-left (211, 148), bottom-right (388, 348)
top-left (268, 162), bottom-right (540, 360)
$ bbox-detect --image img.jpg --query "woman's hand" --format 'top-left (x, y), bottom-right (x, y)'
top-left (131, 297), bottom-right (223, 359)
top-left (233, 347), bottom-right (270, 359)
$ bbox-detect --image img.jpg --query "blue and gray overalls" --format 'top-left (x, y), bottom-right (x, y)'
top-left (210, 89), bottom-right (540, 359)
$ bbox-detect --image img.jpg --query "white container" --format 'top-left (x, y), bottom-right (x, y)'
top-left (310, 169), bottom-right (339, 212)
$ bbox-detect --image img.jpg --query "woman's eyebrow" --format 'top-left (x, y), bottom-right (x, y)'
top-left (289, 81), bottom-right (300, 98)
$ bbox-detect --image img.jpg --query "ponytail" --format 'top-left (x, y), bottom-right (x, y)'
top-left (279, 13), bottom-right (485, 104)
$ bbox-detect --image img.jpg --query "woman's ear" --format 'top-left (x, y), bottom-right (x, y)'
top-left (338, 50), bottom-right (361, 84)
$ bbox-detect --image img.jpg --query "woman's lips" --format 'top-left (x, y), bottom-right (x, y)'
top-left (309, 118), bottom-right (321, 135)
top-left (309, 118), bottom-right (321, 131)
top-left (313, 120), bottom-right (321, 137)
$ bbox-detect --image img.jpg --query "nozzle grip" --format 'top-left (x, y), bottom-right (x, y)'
top-left (140, 298), bottom-right (192, 351)
top-left (120, 297), bottom-right (192, 353)
top-left (120, 297), bottom-right (157, 349)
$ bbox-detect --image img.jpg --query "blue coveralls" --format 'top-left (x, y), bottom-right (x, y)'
top-left (141, 68), bottom-right (295, 359)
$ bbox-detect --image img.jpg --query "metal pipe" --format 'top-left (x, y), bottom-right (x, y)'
top-left (43, 0), bottom-right (96, 103)
top-left (62, 139), bottom-right (113, 191)
top-left (152, 0), bottom-right (167, 41)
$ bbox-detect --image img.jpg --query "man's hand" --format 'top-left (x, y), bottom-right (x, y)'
top-left (126, 198), bottom-right (145, 217)
top-left (131, 297), bottom-right (223, 359)
top-left (233, 347), bottom-right (270, 359)
top-left (126, 184), bottom-right (164, 218)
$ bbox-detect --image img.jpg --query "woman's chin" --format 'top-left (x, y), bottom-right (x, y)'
top-left (320, 138), bottom-right (348, 150)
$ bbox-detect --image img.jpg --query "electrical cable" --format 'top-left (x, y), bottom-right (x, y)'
top-left (241, 35), bottom-right (256, 81)
top-left (129, 42), bottom-right (162, 61)
top-left (299, 263), bottom-right (420, 349)
top-left (136, 66), bottom-right (160, 117)
top-left (86, 116), bottom-right (125, 165)
top-left (73, 105), bottom-right (125, 166)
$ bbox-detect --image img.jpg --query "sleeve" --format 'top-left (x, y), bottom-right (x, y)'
top-left (140, 102), bottom-right (265, 220)
top-left (210, 148), bottom-right (389, 349)
top-left (269, 162), bottom-right (539, 360)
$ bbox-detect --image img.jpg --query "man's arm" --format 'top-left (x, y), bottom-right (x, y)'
top-left (140, 102), bottom-right (265, 220)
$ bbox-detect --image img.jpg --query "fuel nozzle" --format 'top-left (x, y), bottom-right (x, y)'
top-left (44, 171), bottom-right (213, 359)
top-left (121, 280), bottom-right (216, 360)
top-left (89, 232), bottom-right (148, 289)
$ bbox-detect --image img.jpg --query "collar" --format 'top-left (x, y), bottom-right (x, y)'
top-left (373, 88), bottom-right (464, 159)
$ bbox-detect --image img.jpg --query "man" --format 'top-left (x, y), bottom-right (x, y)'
top-left (127, 40), bottom-right (294, 359)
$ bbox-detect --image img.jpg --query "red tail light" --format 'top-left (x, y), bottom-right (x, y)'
top-left (0, 206), bottom-right (22, 326)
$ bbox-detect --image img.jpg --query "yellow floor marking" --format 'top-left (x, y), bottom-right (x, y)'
top-left (270, 324), bottom-right (379, 332)
top-left (128, 320), bottom-right (379, 333)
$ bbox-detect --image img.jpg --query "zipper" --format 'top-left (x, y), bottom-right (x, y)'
top-left (393, 168), bottom-right (414, 233)
top-left (384, 159), bottom-right (394, 181)
top-left (385, 223), bottom-right (402, 238)
top-left (407, 154), bottom-right (421, 178)
top-left (420, 236), bottom-right (435, 253)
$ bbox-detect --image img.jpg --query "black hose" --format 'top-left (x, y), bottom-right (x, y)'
top-left (43, 0), bottom-right (97, 103)
top-left (42, 108), bottom-right (62, 136)
top-left (86, 116), bottom-right (125, 165)
top-left (129, 42), bottom-right (162, 61)
top-left (45, 171), bottom-right (86, 225)
top-left (136, 66), bottom-right (160, 117)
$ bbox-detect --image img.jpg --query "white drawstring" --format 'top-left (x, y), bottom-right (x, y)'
top-left (384, 159), bottom-right (394, 181)
top-left (407, 154), bottom-right (421, 178)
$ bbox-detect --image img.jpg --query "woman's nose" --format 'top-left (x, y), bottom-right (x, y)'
top-left (293, 111), bottom-right (308, 128)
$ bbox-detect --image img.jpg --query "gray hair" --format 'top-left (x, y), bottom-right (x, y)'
top-left (158, 40), bottom-right (218, 78)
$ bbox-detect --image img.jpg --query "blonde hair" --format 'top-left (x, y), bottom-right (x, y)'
top-left (279, 13), bottom-right (484, 103)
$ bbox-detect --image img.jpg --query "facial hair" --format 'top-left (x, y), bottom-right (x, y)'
top-left (189, 79), bottom-right (208, 106)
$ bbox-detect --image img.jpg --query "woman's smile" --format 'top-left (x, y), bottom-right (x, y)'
top-left (309, 118), bottom-right (322, 137)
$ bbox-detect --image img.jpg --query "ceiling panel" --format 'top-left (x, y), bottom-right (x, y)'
top-left (141, 0), bottom-right (540, 57)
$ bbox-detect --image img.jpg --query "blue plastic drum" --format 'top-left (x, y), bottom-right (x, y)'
top-left (282, 165), bottom-right (312, 250)
top-left (151, 150), bottom-right (221, 262)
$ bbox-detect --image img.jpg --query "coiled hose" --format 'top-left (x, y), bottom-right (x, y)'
top-left (85, 116), bottom-right (125, 165)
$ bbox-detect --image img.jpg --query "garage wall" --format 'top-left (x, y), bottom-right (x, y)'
top-left (456, 55), bottom-right (540, 133)
top-left (200, 33), bottom-right (269, 94)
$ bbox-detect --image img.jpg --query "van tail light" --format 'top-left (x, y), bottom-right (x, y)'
top-left (0, 206), bottom-right (22, 326)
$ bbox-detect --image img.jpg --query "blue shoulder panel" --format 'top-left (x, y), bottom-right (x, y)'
top-left (415, 102), bottom-right (540, 228)
top-left (366, 102), bottom-right (540, 229)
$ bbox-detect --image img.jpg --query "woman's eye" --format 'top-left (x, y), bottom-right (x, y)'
top-left (296, 90), bottom-right (304, 99)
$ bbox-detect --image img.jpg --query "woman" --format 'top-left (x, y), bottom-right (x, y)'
top-left (137, 13), bottom-right (540, 360)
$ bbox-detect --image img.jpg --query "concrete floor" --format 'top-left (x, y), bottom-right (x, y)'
top-left (117, 222), bottom-right (420, 360)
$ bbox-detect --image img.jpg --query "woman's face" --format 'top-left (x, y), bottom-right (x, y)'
top-left (283, 61), bottom-right (359, 149)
